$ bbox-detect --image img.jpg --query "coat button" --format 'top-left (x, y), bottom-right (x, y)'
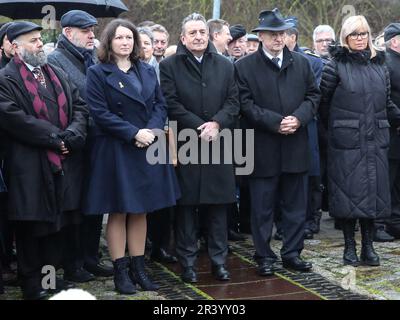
top-left (202, 83), bottom-right (207, 88)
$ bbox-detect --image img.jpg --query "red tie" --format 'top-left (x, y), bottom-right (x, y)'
top-left (32, 67), bottom-right (46, 88)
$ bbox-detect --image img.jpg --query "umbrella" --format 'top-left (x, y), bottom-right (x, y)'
top-left (0, 0), bottom-right (128, 19)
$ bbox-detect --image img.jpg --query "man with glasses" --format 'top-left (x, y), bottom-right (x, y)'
top-left (313, 25), bottom-right (336, 62)
top-left (235, 8), bottom-right (320, 275)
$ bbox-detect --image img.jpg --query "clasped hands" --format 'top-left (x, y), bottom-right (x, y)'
top-left (197, 121), bottom-right (220, 142)
top-left (278, 116), bottom-right (301, 135)
top-left (134, 129), bottom-right (156, 148)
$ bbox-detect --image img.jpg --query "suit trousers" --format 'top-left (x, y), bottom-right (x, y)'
top-left (249, 173), bottom-right (308, 261)
top-left (15, 222), bottom-right (63, 292)
top-left (148, 207), bottom-right (174, 251)
top-left (175, 204), bottom-right (228, 268)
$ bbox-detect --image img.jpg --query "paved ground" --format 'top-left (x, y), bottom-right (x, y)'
top-left (1, 212), bottom-right (400, 300)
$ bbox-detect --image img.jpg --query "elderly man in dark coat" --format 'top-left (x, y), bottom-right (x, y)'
top-left (160, 13), bottom-right (239, 283)
top-left (48, 10), bottom-right (113, 281)
top-left (235, 8), bottom-right (320, 275)
top-left (0, 22), bottom-right (88, 299)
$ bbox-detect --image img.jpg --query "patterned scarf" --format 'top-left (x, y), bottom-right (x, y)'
top-left (14, 53), bottom-right (69, 173)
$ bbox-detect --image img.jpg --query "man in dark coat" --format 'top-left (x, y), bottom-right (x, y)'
top-left (0, 22), bottom-right (14, 69)
top-left (376, 23), bottom-right (400, 240)
top-left (235, 8), bottom-right (320, 275)
top-left (0, 22), bottom-right (88, 299)
top-left (48, 10), bottom-right (113, 281)
top-left (160, 13), bottom-right (239, 283)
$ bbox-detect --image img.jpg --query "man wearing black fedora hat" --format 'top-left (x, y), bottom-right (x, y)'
top-left (235, 8), bottom-right (320, 274)
top-left (0, 21), bottom-right (88, 299)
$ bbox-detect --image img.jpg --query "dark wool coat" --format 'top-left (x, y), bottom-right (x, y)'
top-left (83, 61), bottom-right (180, 215)
top-left (0, 59), bottom-right (89, 222)
top-left (235, 45), bottom-right (321, 178)
top-left (160, 42), bottom-right (239, 206)
top-left (320, 46), bottom-right (400, 219)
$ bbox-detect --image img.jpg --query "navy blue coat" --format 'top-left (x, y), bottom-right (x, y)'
top-left (83, 61), bottom-right (180, 215)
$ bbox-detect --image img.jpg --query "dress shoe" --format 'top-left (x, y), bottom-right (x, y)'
top-left (211, 265), bottom-right (230, 281)
top-left (48, 278), bottom-right (76, 294)
top-left (151, 248), bottom-right (178, 264)
top-left (23, 288), bottom-right (48, 300)
top-left (304, 229), bottom-right (314, 240)
top-left (181, 267), bottom-right (198, 283)
top-left (64, 267), bottom-right (95, 283)
top-left (84, 262), bottom-right (114, 277)
top-left (228, 229), bottom-right (246, 241)
top-left (373, 228), bottom-right (395, 242)
top-left (282, 257), bottom-right (312, 272)
top-left (274, 230), bottom-right (283, 241)
top-left (257, 261), bottom-right (274, 276)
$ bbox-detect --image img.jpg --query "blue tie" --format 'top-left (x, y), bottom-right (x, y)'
top-left (271, 57), bottom-right (280, 68)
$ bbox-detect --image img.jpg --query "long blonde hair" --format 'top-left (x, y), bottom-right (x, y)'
top-left (340, 15), bottom-right (377, 58)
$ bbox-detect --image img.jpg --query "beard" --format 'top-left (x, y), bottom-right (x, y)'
top-left (20, 47), bottom-right (47, 67)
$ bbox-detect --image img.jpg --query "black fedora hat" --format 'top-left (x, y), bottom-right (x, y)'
top-left (252, 8), bottom-right (294, 32)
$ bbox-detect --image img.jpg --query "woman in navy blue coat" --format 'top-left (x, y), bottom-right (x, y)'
top-left (84, 19), bottom-right (180, 294)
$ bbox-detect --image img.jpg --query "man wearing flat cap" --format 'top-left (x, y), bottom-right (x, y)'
top-left (0, 22), bottom-right (14, 69)
top-left (235, 8), bottom-right (320, 275)
top-left (374, 22), bottom-right (400, 241)
top-left (48, 10), bottom-right (113, 283)
top-left (0, 21), bottom-right (89, 299)
top-left (228, 24), bottom-right (247, 61)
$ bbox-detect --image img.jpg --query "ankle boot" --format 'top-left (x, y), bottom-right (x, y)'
top-left (112, 257), bottom-right (137, 294)
top-left (130, 256), bottom-right (159, 291)
top-left (360, 219), bottom-right (380, 266)
top-left (342, 219), bottom-right (360, 266)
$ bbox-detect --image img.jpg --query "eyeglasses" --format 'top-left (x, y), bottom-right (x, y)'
top-left (348, 32), bottom-right (369, 40)
top-left (315, 38), bottom-right (333, 44)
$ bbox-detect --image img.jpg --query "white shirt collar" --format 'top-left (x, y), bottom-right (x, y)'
top-left (24, 62), bottom-right (40, 72)
top-left (194, 55), bottom-right (203, 63)
top-left (262, 47), bottom-right (283, 68)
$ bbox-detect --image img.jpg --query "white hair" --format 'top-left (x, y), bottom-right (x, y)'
top-left (313, 25), bottom-right (336, 42)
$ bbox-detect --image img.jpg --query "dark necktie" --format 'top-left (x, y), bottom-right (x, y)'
top-left (32, 67), bottom-right (46, 88)
top-left (271, 57), bottom-right (280, 68)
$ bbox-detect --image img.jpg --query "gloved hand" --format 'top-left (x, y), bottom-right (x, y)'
top-left (134, 129), bottom-right (155, 146)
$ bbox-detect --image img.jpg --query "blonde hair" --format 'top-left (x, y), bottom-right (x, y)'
top-left (340, 15), bottom-right (376, 58)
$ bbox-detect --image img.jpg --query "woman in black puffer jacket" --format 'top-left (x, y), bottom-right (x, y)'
top-left (320, 15), bottom-right (400, 267)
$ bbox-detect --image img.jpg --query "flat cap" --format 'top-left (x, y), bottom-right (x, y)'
top-left (285, 16), bottom-right (298, 29)
top-left (247, 33), bottom-right (259, 42)
top-left (384, 22), bottom-right (400, 42)
top-left (61, 10), bottom-right (98, 29)
top-left (6, 21), bottom-right (42, 43)
top-left (0, 22), bottom-right (13, 44)
top-left (229, 24), bottom-right (247, 43)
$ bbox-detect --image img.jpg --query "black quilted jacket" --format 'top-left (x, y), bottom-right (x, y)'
top-left (320, 45), bottom-right (400, 219)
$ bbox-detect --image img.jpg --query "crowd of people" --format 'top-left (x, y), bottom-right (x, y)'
top-left (0, 6), bottom-right (400, 300)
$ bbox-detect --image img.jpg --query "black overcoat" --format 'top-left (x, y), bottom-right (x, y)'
top-left (0, 60), bottom-right (88, 222)
top-left (235, 45), bottom-right (321, 177)
top-left (160, 42), bottom-right (239, 205)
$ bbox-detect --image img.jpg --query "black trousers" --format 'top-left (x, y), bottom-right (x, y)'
top-left (175, 204), bottom-right (228, 268)
top-left (147, 207), bottom-right (174, 252)
top-left (63, 215), bottom-right (103, 272)
top-left (249, 173), bottom-right (308, 261)
top-left (305, 176), bottom-right (323, 228)
top-left (15, 222), bottom-right (63, 292)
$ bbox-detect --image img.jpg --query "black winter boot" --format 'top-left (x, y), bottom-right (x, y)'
top-left (130, 256), bottom-right (159, 291)
top-left (342, 219), bottom-right (359, 266)
top-left (112, 257), bottom-right (137, 294)
top-left (360, 219), bottom-right (380, 266)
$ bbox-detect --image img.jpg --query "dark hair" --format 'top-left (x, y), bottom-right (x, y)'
top-left (98, 19), bottom-right (141, 64)
top-left (285, 28), bottom-right (299, 42)
top-left (207, 19), bottom-right (229, 41)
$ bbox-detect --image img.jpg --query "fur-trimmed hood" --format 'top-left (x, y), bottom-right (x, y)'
top-left (328, 45), bottom-right (385, 65)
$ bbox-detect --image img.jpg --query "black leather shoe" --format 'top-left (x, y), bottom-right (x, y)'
top-left (304, 229), bottom-right (314, 240)
top-left (374, 228), bottom-right (395, 242)
top-left (228, 229), bottom-right (246, 241)
top-left (23, 288), bottom-right (48, 300)
top-left (151, 248), bottom-right (178, 264)
top-left (64, 268), bottom-right (95, 283)
top-left (84, 262), bottom-right (114, 278)
top-left (282, 257), bottom-right (312, 272)
top-left (181, 267), bottom-right (198, 283)
top-left (211, 265), bottom-right (230, 281)
top-left (257, 262), bottom-right (274, 276)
